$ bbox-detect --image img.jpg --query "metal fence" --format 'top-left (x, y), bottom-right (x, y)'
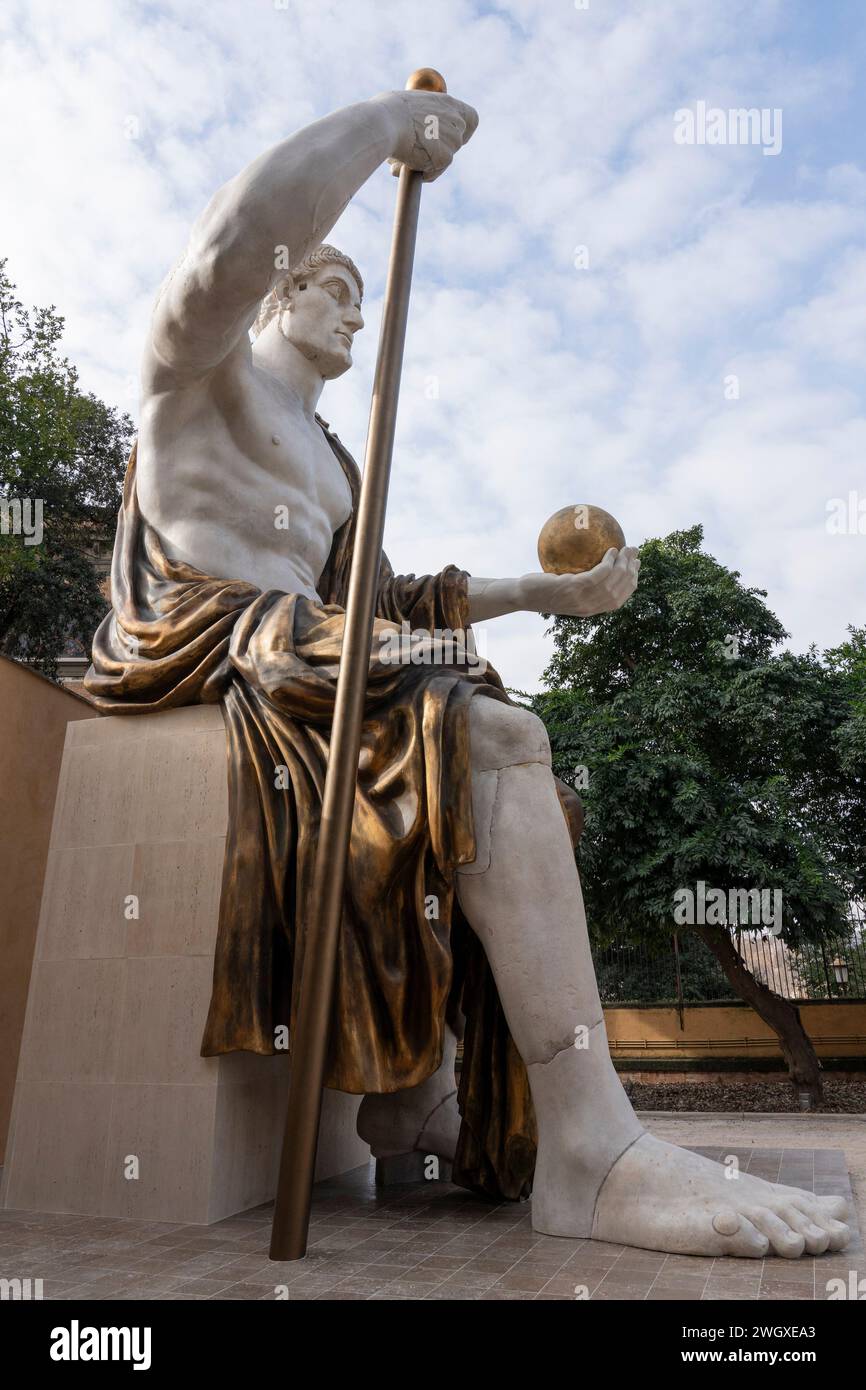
top-left (593, 912), bottom-right (866, 1005)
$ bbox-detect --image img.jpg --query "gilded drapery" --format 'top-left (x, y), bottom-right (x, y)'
top-left (85, 420), bottom-right (580, 1198)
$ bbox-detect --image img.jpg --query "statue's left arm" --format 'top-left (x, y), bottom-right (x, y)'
top-left (467, 550), bottom-right (640, 621)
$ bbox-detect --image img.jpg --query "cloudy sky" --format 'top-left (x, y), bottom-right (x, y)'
top-left (2, 0), bottom-right (864, 690)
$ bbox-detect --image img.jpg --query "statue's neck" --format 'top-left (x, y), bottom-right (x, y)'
top-left (252, 332), bottom-right (326, 418)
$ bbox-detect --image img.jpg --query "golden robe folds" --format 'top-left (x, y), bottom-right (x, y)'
top-left (85, 419), bottom-right (581, 1200)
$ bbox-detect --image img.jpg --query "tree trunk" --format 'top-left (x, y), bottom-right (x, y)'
top-left (694, 925), bottom-right (823, 1107)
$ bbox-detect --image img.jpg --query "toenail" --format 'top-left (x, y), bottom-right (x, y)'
top-left (712, 1210), bottom-right (740, 1236)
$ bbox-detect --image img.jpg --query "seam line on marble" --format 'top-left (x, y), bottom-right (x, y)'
top-left (415, 1089), bottom-right (458, 1151)
top-left (456, 768), bottom-right (499, 877)
top-left (474, 755), bottom-right (551, 772)
top-left (525, 1015), bottom-right (606, 1070)
top-left (590, 1131), bottom-right (645, 1239)
top-left (487, 768), bottom-right (502, 871)
top-left (469, 750), bottom-right (553, 772)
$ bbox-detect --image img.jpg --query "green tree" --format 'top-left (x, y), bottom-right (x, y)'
top-left (527, 525), bottom-right (865, 1104)
top-left (593, 930), bottom-right (735, 1005)
top-left (0, 260), bottom-right (132, 678)
top-left (826, 626), bottom-right (866, 810)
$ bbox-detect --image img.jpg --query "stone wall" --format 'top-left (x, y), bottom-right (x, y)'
top-left (604, 1000), bottom-right (866, 1061)
top-left (0, 655), bottom-right (96, 1161)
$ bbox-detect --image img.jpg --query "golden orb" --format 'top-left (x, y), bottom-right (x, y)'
top-left (537, 504), bottom-right (626, 575)
top-left (406, 68), bottom-right (447, 93)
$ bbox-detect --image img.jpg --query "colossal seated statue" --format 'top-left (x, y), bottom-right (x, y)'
top-left (85, 88), bottom-right (849, 1259)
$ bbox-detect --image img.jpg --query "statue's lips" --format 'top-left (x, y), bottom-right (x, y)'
top-left (335, 330), bottom-right (352, 346)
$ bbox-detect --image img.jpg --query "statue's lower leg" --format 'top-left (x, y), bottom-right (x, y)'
top-left (449, 700), bottom-right (850, 1259)
top-left (356, 1024), bottom-right (461, 1162)
top-left (357, 698), bottom-right (849, 1257)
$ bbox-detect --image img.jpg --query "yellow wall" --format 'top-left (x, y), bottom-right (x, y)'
top-left (0, 657), bottom-right (96, 1160)
top-left (604, 1002), bottom-right (866, 1059)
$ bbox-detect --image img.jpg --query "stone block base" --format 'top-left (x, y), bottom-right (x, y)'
top-left (1, 706), bottom-right (370, 1224)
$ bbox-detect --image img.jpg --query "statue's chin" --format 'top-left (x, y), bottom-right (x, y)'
top-left (321, 355), bottom-right (352, 381)
top-left (314, 349), bottom-right (352, 380)
top-left (290, 333), bottom-right (351, 380)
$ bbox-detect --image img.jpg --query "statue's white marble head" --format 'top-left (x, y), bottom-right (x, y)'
top-left (251, 244), bottom-right (364, 380)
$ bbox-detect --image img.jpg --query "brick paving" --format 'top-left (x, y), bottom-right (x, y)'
top-left (1, 1148), bottom-right (861, 1301)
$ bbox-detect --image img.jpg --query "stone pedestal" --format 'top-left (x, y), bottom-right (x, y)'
top-left (0, 654), bottom-right (97, 1164)
top-left (1, 706), bottom-right (369, 1225)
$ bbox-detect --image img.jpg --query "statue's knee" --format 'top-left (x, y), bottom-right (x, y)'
top-left (468, 697), bottom-right (551, 772)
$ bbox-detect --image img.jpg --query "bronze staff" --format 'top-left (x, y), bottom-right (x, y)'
top-left (269, 67), bottom-right (449, 1262)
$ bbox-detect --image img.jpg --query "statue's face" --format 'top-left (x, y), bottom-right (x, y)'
top-left (277, 264), bottom-right (363, 379)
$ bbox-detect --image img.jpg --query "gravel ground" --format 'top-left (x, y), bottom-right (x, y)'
top-left (624, 1077), bottom-right (866, 1113)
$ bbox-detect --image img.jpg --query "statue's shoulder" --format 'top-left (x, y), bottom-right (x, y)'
top-left (315, 413), bottom-right (361, 521)
top-left (315, 413), bottom-right (360, 474)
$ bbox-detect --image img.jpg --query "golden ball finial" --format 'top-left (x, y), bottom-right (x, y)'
top-left (405, 68), bottom-right (447, 93)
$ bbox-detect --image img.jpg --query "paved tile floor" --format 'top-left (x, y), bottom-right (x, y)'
top-left (1, 1148), bottom-right (862, 1301)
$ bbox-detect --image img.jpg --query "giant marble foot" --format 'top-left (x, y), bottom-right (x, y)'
top-left (533, 1132), bottom-right (851, 1259)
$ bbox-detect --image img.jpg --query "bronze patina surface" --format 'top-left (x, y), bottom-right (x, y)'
top-left (538, 503), bottom-right (626, 575)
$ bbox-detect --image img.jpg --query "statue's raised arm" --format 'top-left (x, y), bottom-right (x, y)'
top-left (144, 91), bottom-right (478, 384)
top-left (133, 90), bottom-right (476, 599)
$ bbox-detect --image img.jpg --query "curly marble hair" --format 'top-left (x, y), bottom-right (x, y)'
top-left (251, 244), bottom-right (364, 339)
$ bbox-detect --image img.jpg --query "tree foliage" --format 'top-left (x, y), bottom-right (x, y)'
top-left (0, 260), bottom-right (132, 677)
top-left (593, 930), bottom-right (735, 1005)
top-left (527, 526), bottom-right (865, 966)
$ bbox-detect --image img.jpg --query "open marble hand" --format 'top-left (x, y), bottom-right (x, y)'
top-left (518, 546), bottom-right (640, 617)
